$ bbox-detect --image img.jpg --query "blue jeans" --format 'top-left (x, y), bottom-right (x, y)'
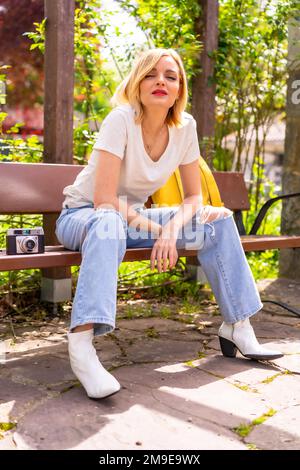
top-left (55, 204), bottom-right (263, 336)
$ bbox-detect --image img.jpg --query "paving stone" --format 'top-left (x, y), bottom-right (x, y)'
top-left (113, 324), bottom-right (207, 345)
top-left (255, 374), bottom-right (300, 408)
top-left (0, 377), bottom-right (45, 423)
top-left (13, 383), bottom-right (246, 450)
top-left (124, 337), bottom-right (206, 363)
top-left (0, 434), bottom-right (16, 449)
top-left (3, 335), bottom-right (68, 356)
top-left (117, 318), bottom-right (198, 332)
top-left (117, 363), bottom-right (268, 429)
top-left (263, 339), bottom-right (300, 354)
top-left (3, 354), bottom-right (74, 391)
top-left (187, 353), bottom-right (280, 381)
top-left (93, 335), bottom-right (126, 365)
top-left (118, 316), bottom-right (220, 335)
top-left (0, 277), bottom-right (299, 450)
top-left (249, 320), bottom-right (300, 340)
top-left (273, 354), bottom-right (300, 373)
top-left (245, 405), bottom-right (300, 450)
top-left (199, 360), bottom-right (283, 387)
top-left (256, 311), bottom-right (300, 327)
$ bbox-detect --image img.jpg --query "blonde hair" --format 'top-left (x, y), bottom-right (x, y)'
top-left (111, 48), bottom-right (188, 127)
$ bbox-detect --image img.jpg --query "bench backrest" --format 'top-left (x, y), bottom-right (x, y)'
top-left (0, 162), bottom-right (250, 214)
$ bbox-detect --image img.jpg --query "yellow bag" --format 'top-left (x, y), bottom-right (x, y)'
top-left (151, 156), bottom-right (223, 207)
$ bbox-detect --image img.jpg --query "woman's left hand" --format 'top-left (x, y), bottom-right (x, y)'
top-left (150, 225), bottom-right (179, 272)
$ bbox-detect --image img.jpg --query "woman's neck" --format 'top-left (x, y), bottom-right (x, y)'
top-left (142, 108), bottom-right (168, 134)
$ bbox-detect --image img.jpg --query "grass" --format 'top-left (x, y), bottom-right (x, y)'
top-left (233, 408), bottom-right (277, 438)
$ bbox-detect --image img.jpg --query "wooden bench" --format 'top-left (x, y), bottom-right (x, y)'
top-left (1, 161), bottom-right (300, 306)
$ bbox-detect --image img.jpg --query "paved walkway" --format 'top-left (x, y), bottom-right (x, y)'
top-left (0, 278), bottom-right (299, 450)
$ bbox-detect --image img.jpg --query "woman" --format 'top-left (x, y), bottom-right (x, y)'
top-left (55, 48), bottom-right (283, 399)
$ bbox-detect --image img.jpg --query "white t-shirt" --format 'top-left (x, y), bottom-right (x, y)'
top-left (62, 104), bottom-right (200, 209)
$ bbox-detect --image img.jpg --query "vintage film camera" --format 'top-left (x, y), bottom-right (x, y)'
top-left (6, 227), bottom-right (45, 255)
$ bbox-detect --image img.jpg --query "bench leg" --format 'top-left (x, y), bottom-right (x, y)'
top-left (41, 267), bottom-right (72, 303)
top-left (41, 214), bottom-right (73, 303)
top-left (185, 256), bottom-right (208, 284)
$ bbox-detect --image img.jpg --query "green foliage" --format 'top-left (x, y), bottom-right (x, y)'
top-left (116, 0), bottom-right (203, 90)
top-left (0, 110), bottom-right (43, 163)
top-left (0, 65), bottom-right (10, 105)
top-left (117, 259), bottom-right (201, 300)
top-left (214, 0), bottom-right (295, 204)
top-left (216, 0), bottom-right (292, 134)
top-left (245, 161), bottom-right (282, 279)
top-left (23, 18), bottom-right (47, 54)
top-left (0, 114), bottom-right (44, 293)
top-left (24, 1), bottom-right (117, 163)
top-left (247, 249), bottom-right (279, 280)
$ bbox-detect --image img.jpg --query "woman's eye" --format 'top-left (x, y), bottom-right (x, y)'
top-left (145, 75), bottom-right (155, 78)
top-left (167, 76), bottom-right (176, 81)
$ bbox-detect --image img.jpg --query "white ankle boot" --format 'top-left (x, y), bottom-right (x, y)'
top-left (68, 329), bottom-right (121, 398)
top-left (218, 318), bottom-right (283, 360)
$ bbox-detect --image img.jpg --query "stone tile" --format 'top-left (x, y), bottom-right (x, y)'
top-left (113, 323), bottom-right (207, 345)
top-left (118, 316), bottom-right (220, 335)
top-left (0, 377), bottom-right (45, 422)
top-left (264, 339), bottom-right (300, 354)
top-left (256, 311), bottom-right (300, 327)
top-left (188, 353), bottom-right (279, 380)
top-left (116, 362), bottom-right (267, 429)
top-left (249, 320), bottom-right (300, 340)
top-left (0, 434), bottom-right (17, 449)
top-left (3, 353), bottom-right (74, 390)
top-left (117, 318), bottom-right (198, 333)
top-left (0, 279), bottom-right (299, 450)
top-left (93, 335), bottom-right (127, 367)
top-left (124, 337), bottom-right (206, 363)
top-left (273, 354), bottom-right (300, 373)
top-left (255, 374), bottom-right (300, 408)
top-left (13, 382), bottom-right (246, 450)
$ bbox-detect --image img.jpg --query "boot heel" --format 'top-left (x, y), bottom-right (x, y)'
top-left (219, 336), bottom-right (237, 358)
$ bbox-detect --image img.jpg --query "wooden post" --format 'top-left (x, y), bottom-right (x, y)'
top-left (41, 0), bottom-right (75, 303)
top-left (191, 0), bottom-right (218, 169)
top-left (279, 14), bottom-right (300, 279)
top-left (188, 1), bottom-right (218, 282)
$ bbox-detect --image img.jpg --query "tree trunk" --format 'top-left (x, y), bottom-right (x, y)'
top-left (43, 0), bottom-right (75, 164)
top-left (41, 0), bottom-right (75, 303)
top-left (279, 15), bottom-right (300, 279)
top-left (191, 0), bottom-right (218, 169)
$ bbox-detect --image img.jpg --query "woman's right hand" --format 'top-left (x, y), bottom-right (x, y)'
top-left (150, 224), bottom-right (178, 272)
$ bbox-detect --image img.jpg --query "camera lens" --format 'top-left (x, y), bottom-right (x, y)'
top-left (25, 238), bottom-right (36, 251)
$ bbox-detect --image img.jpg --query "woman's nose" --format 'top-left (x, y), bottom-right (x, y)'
top-left (156, 75), bottom-right (166, 85)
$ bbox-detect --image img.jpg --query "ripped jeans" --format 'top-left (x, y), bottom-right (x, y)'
top-left (55, 204), bottom-right (263, 336)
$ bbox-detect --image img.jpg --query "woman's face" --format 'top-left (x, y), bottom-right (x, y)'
top-left (139, 55), bottom-right (181, 111)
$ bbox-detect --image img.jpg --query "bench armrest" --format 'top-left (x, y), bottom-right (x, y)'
top-left (249, 192), bottom-right (300, 235)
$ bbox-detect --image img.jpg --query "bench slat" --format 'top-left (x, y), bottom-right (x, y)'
top-left (0, 246), bottom-right (198, 270)
top-left (0, 162), bottom-right (82, 213)
top-left (0, 162), bottom-right (250, 213)
top-left (240, 235), bottom-right (300, 251)
top-left (1, 235), bottom-right (300, 271)
top-left (213, 172), bottom-right (250, 210)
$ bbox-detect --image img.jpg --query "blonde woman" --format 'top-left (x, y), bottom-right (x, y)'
top-left (55, 48), bottom-right (283, 399)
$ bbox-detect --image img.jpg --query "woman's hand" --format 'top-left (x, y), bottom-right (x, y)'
top-left (150, 224), bottom-right (179, 272)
